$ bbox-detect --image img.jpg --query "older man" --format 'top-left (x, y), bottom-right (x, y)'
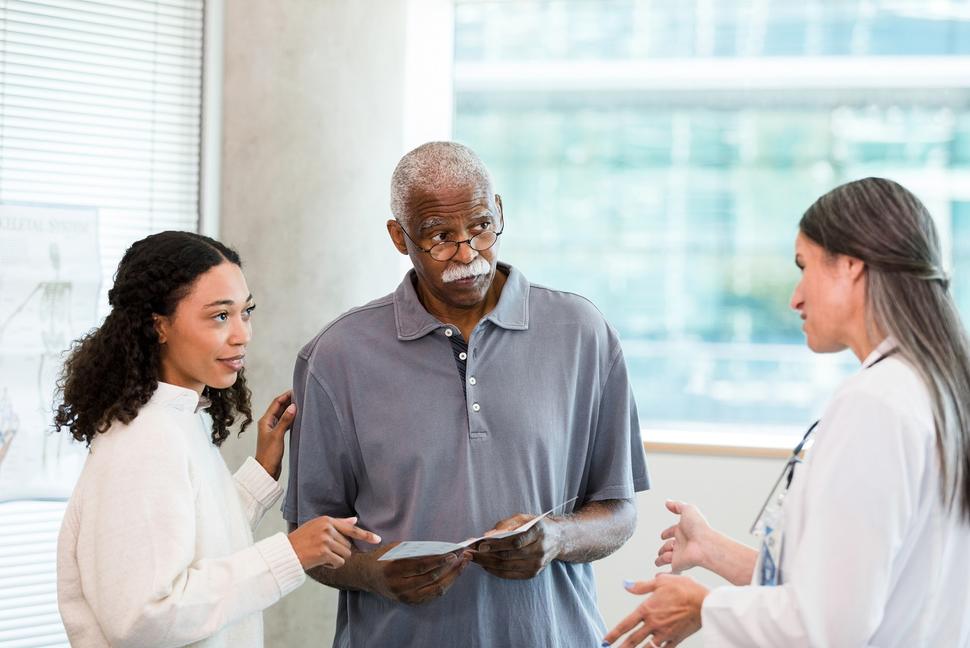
top-left (284, 141), bottom-right (649, 647)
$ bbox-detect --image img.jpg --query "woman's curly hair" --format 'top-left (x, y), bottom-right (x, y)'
top-left (54, 231), bottom-right (253, 446)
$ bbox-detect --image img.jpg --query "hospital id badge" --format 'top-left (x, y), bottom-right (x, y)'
top-left (754, 501), bottom-right (784, 586)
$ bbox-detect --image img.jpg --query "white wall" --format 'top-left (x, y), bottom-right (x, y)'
top-left (217, 1), bottom-right (409, 643)
top-left (216, 3), bottom-right (787, 645)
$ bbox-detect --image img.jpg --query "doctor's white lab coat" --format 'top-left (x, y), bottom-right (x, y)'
top-left (702, 339), bottom-right (970, 647)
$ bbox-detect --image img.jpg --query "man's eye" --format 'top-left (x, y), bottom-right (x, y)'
top-left (430, 232), bottom-right (450, 243)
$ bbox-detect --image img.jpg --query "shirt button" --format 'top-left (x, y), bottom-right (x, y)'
top-left (444, 328), bottom-right (453, 337)
top-left (468, 376), bottom-right (477, 385)
top-left (472, 402), bottom-right (481, 412)
top-left (459, 352), bottom-right (467, 360)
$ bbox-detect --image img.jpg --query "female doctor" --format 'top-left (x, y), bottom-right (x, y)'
top-left (603, 177), bottom-right (970, 647)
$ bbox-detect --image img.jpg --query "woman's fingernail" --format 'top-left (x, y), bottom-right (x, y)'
top-left (623, 579), bottom-right (635, 589)
top-left (480, 543), bottom-right (491, 552)
top-left (601, 642), bottom-right (611, 647)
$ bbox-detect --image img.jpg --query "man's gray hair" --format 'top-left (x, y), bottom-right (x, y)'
top-left (390, 141), bottom-right (493, 224)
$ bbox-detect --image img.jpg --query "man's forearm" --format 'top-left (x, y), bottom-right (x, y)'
top-left (552, 499), bottom-right (637, 563)
top-left (287, 521), bottom-right (376, 592)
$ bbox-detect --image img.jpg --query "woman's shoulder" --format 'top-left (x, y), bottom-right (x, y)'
top-left (87, 400), bottom-right (193, 462)
top-left (827, 355), bottom-right (935, 438)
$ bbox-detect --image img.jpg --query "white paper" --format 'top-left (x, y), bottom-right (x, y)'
top-left (378, 497), bottom-right (577, 561)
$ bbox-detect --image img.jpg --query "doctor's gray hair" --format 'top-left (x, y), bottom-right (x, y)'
top-left (390, 141), bottom-right (494, 226)
top-left (800, 177), bottom-right (970, 522)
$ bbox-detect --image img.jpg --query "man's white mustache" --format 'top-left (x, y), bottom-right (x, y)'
top-left (442, 257), bottom-right (491, 283)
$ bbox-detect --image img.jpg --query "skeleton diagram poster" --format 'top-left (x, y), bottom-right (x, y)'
top-left (0, 204), bottom-right (100, 500)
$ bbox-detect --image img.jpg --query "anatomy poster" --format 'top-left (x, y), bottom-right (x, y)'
top-left (0, 204), bottom-right (100, 500)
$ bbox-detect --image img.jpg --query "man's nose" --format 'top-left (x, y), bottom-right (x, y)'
top-left (453, 239), bottom-right (479, 264)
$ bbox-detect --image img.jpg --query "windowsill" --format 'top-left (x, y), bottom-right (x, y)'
top-left (642, 426), bottom-right (800, 459)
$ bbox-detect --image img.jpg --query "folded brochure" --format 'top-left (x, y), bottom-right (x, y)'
top-left (378, 497), bottom-right (577, 561)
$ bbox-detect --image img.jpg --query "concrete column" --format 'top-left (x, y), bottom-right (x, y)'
top-left (218, 1), bottom-right (408, 642)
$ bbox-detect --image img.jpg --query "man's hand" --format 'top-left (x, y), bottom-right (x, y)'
top-left (368, 545), bottom-right (471, 605)
top-left (602, 574), bottom-right (708, 648)
top-left (471, 513), bottom-right (564, 579)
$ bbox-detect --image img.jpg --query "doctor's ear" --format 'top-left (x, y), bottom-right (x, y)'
top-left (846, 255), bottom-right (866, 282)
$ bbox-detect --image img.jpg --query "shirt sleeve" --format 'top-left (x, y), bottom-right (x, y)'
top-left (233, 455), bottom-right (285, 530)
top-left (583, 346), bottom-right (650, 502)
top-left (68, 417), bottom-right (305, 648)
top-left (702, 389), bottom-right (929, 647)
top-left (283, 354), bottom-right (359, 525)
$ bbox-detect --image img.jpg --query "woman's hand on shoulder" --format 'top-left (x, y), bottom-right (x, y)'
top-left (254, 389), bottom-right (296, 481)
top-left (288, 516), bottom-right (382, 570)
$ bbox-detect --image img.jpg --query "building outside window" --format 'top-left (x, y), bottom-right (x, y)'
top-left (452, 0), bottom-right (970, 445)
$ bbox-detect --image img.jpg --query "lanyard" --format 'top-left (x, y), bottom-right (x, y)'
top-left (750, 347), bottom-right (897, 534)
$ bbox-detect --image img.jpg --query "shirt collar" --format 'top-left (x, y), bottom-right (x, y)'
top-left (392, 262), bottom-right (530, 341)
top-left (862, 336), bottom-right (898, 369)
top-left (149, 381), bottom-right (207, 413)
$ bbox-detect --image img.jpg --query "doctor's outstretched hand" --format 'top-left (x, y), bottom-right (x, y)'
top-left (602, 574), bottom-right (708, 648)
top-left (655, 500), bottom-right (714, 573)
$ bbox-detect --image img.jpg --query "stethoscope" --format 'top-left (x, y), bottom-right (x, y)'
top-left (749, 347), bottom-right (899, 535)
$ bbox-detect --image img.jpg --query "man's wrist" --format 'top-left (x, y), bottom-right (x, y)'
top-left (546, 517), bottom-right (568, 560)
top-left (357, 550), bottom-right (382, 596)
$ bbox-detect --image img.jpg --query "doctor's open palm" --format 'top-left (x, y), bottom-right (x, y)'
top-left (655, 500), bottom-right (714, 573)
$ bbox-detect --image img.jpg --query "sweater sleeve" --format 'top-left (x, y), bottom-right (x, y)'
top-left (73, 413), bottom-right (305, 648)
top-left (233, 456), bottom-right (285, 530)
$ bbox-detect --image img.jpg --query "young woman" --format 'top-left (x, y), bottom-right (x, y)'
top-left (55, 231), bottom-right (379, 647)
top-left (604, 178), bottom-right (970, 647)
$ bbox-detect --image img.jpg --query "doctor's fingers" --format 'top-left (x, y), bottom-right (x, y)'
top-left (618, 623), bottom-right (657, 648)
top-left (657, 539), bottom-right (676, 557)
top-left (655, 551), bottom-right (673, 568)
top-left (659, 524), bottom-right (681, 541)
top-left (603, 606), bottom-right (648, 644)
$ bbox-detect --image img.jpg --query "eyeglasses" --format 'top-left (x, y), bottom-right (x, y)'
top-left (396, 220), bottom-right (504, 262)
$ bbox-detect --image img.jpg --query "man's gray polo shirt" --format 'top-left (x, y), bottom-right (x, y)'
top-left (284, 263), bottom-right (650, 648)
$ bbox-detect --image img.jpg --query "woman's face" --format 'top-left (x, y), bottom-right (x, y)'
top-left (790, 231), bottom-right (864, 354)
top-left (155, 261), bottom-right (253, 393)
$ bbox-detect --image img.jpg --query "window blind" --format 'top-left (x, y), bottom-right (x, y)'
top-left (0, 2), bottom-right (204, 645)
top-left (0, 0), bottom-right (205, 310)
top-left (0, 500), bottom-right (68, 647)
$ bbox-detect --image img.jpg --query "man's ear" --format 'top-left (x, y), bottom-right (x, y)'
top-left (387, 219), bottom-right (408, 255)
top-left (153, 314), bottom-right (169, 344)
top-left (495, 194), bottom-right (504, 225)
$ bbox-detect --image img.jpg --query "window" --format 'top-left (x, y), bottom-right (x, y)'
top-left (452, 0), bottom-right (970, 446)
top-left (0, 0), bottom-right (206, 311)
